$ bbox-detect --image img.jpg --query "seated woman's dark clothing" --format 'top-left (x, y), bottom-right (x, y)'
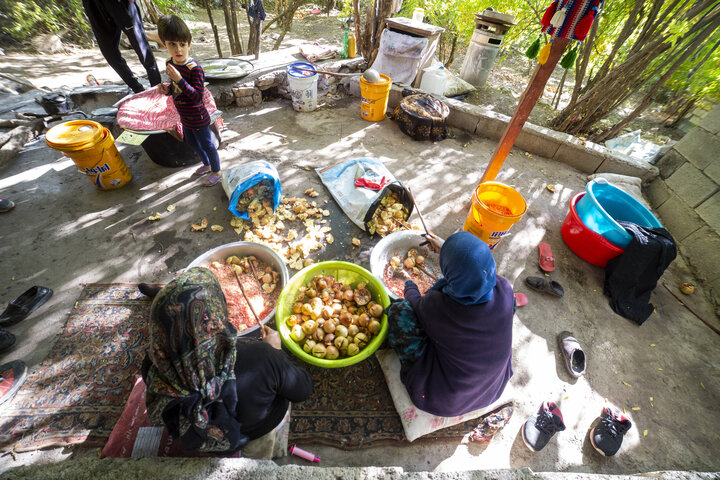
top-left (141, 267), bottom-right (312, 454)
top-left (388, 232), bottom-right (514, 417)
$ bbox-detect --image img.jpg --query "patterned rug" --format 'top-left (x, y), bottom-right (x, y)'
top-left (0, 284), bottom-right (150, 452)
top-left (288, 356), bottom-right (479, 448)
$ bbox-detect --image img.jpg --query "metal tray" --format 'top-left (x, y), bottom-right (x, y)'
top-left (201, 58), bottom-right (254, 80)
top-left (187, 241), bottom-right (289, 336)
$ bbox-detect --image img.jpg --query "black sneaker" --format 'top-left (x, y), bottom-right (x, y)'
top-left (590, 407), bottom-right (632, 456)
top-left (522, 401), bottom-right (566, 452)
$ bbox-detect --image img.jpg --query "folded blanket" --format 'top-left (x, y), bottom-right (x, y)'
top-left (117, 86), bottom-right (222, 138)
top-left (300, 43), bottom-right (338, 63)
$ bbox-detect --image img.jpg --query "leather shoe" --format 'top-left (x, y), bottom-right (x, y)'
top-left (0, 329), bottom-right (16, 354)
top-left (0, 286), bottom-right (53, 328)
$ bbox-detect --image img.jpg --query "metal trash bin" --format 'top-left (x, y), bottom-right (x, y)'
top-left (460, 9), bottom-right (515, 88)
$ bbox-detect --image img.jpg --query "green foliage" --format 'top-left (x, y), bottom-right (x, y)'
top-left (155, 0), bottom-right (195, 15)
top-left (0, 0), bottom-right (89, 44)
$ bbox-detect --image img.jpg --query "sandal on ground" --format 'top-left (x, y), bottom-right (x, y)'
top-left (558, 331), bottom-right (586, 378)
top-left (539, 241), bottom-right (555, 272)
top-left (203, 174), bottom-right (222, 187)
top-left (525, 276), bottom-right (564, 298)
top-left (469, 403), bottom-right (514, 443)
top-left (0, 360), bottom-right (28, 406)
top-left (0, 286), bottom-right (54, 328)
top-left (194, 165), bottom-right (211, 175)
top-left (514, 292), bottom-right (528, 307)
top-left (0, 199), bottom-right (14, 213)
top-left (0, 329), bottom-right (16, 354)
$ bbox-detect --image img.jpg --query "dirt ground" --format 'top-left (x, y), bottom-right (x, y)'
top-left (0, 8), bottom-right (718, 478)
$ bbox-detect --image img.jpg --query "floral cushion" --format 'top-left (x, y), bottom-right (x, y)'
top-left (375, 349), bottom-right (515, 442)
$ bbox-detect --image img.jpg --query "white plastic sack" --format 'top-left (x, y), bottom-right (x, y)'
top-left (221, 160), bottom-right (282, 219)
top-left (316, 157), bottom-right (412, 232)
top-left (371, 30), bottom-right (428, 85)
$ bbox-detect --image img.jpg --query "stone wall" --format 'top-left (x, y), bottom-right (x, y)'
top-left (645, 105), bottom-right (720, 314)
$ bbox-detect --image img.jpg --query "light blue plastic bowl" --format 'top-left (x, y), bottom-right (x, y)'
top-left (575, 179), bottom-right (663, 248)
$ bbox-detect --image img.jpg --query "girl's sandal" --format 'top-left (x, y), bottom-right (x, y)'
top-left (194, 165), bottom-right (211, 175)
top-left (203, 174), bottom-right (222, 187)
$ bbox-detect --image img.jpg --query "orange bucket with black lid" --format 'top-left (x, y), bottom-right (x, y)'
top-left (46, 120), bottom-right (132, 190)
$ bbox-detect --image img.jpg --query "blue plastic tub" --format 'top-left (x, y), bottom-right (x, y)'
top-left (575, 179), bottom-right (663, 248)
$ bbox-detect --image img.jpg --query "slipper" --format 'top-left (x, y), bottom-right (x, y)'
top-left (203, 174), bottom-right (222, 187)
top-left (0, 199), bottom-right (14, 213)
top-left (0, 286), bottom-right (54, 328)
top-left (0, 329), bottom-right (16, 354)
top-left (514, 292), bottom-right (528, 307)
top-left (539, 242), bottom-right (555, 272)
top-left (525, 276), bottom-right (564, 298)
top-left (194, 165), bottom-right (211, 175)
top-left (0, 360), bottom-right (28, 406)
top-left (557, 331), bottom-right (586, 378)
top-left (469, 404), bottom-right (514, 443)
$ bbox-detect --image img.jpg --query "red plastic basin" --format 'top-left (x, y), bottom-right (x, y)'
top-left (562, 192), bottom-right (625, 267)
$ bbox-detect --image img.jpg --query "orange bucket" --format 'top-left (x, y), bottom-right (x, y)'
top-left (464, 182), bottom-right (527, 250)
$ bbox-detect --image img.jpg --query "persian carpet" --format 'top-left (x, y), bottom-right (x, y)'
top-left (0, 284), bottom-right (150, 452)
top-left (288, 355), bottom-right (479, 449)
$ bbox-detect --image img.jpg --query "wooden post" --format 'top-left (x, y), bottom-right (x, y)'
top-left (480, 37), bottom-right (570, 183)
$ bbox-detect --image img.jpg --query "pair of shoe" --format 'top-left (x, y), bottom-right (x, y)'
top-left (194, 165), bottom-right (222, 186)
top-left (525, 242), bottom-right (565, 298)
top-left (0, 286), bottom-right (54, 354)
top-left (523, 402), bottom-right (633, 456)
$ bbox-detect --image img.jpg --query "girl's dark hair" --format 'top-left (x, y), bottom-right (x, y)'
top-left (157, 15), bottom-right (192, 43)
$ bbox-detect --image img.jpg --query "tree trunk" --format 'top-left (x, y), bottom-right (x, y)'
top-left (230, 0), bottom-right (244, 55)
top-left (222, 0), bottom-right (240, 55)
top-left (0, 121), bottom-right (44, 167)
top-left (202, 0), bottom-right (224, 58)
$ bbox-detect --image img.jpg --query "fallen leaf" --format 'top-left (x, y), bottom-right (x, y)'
top-left (213, 206), bottom-right (217, 211)
top-left (643, 430), bottom-right (648, 437)
top-left (649, 397), bottom-right (653, 402)
top-left (631, 407), bottom-right (641, 411)
top-left (142, 209), bottom-right (146, 214)
top-left (650, 344), bottom-right (656, 347)
top-left (546, 184), bottom-right (556, 193)
top-left (11, 276), bottom-right (15, 281)
top-left (211, 225), bottom-right (224, 232)
top-left (352, 237), bottom-right (361, 247)
top-left (658, 368), bottom-right (663, 371)
top-left (166, 204), bottom-right (175, 212)
top-left (623, 381), bottom-right (632, 387)
top-left (325, 233), bottom-right (334, 244)
top-left (148, 212), bottom-right (162, 221)
top-left (700, 382), bottom-right (706, 390)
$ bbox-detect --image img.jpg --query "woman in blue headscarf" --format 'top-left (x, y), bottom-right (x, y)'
top-left (386, 231), bottom-right (515, 417)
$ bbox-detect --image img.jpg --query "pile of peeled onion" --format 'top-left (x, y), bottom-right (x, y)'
top-left (285, 274), bottom-right (384, 359)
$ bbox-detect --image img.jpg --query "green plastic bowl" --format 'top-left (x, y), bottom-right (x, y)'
top-left (276, 261), bottom-right (390, 368)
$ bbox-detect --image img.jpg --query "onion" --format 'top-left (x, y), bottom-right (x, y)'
top-left (323, 319), bottom-right (336, 333)
top-left (415, 255), bottom-right (425, 265)
top-left (339, 312), bottom-right (352, 327)
top-left (321, 306), bottom-right (334, 320)
top-left (311, 343), bottom-right (327, 358)
top-left (348, 324), bottom-right (360, 337)
top-left (343, 289), bottom-right (354, 301)
top-left (262, 273), bottom-right (273, 284)
top-left (347, 343), bottom-right (360, 356)
top-left (310, 297), bottom-right (323, 309)
top-left (390, 256), bottom-right (402, 267)
top-left (368, 320), bottom-right (381, 335)
top-left (317, 278), bottom-right (328, 290)
top-left (293, 302), bottom-right (303, 314)
top-left (680, 282), bottom-right (695, 295)
top-left (286, 315), bottom-right (299, 327)
top-left (407, 248), bottom-right (418, 257)
top-left (403, 257), bottom-right (415, 268)
top-left (322, 333), bottom-right (335, 346)
top-left (313, 328), bottom-right (325, 342)
top-left (358, 313), bottom-right (370, 327)
top-left (307, 288), bottom-right (317, 298)
top-left (325, 345), bottom-right (339, 360)
top-left (310, 307), bottom-right (322, 320)
top-left (301, 303), bottom-right (313, 316)
top-left (369, 304), bottom-right (384, 318)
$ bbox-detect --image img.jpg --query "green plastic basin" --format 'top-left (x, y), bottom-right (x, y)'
top-left (276, 261), bottom-right (390, 368)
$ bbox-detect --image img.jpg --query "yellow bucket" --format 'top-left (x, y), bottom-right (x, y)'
top-left (464, 182), bottom-right (527, 250)
top-left (46, 120), bottom-right (132, 190)
top-left (360, 74), bottom-right (392, 121)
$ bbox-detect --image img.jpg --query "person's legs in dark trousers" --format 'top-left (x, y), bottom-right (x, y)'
top-left (185, 127), bottom-right (220, 172)
top-left (385, 300), bottom-right (428, 376)
top-left (82, 0), bottom-right (160, 93)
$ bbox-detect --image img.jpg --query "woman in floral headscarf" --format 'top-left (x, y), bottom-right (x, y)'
top-left (141, 267), bottom-right (312, 455)
top-left (386, 232), bottom-right (515, 417)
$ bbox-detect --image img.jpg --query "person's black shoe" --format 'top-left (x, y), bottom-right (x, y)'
top-left (522, 401), bottom-right (566, 452)
top-left (138, 283), bottom-right (163, 298)
top-left (590, 407), bottom-right (632, 456)
top-left (0, 286), bottom-right (53, 328)
top-left (0, 360), bottom-right (28, 406)
top-left (0, 329), bottom-right (16, 354)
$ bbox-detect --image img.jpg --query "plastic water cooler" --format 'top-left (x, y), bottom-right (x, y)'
top-left (460, 9), bottom-right (515, 88)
